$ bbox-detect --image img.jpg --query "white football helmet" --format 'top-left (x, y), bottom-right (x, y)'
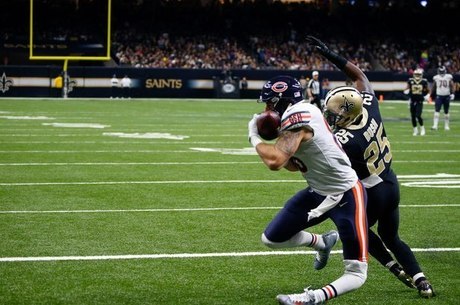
top-left (324, 86), bottom-right (364, 129)
top-left (438, 66), bottom-right (446, 75)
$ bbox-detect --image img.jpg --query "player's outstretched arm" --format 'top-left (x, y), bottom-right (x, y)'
top-left (306, 35), bottom-right (373, 94)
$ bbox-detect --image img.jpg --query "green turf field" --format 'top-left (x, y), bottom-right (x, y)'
top-left (0, 98), bottom-right (459, 304)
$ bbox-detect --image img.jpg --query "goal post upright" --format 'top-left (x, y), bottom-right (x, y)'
top-left (29, 0), bottom-right (112, 97)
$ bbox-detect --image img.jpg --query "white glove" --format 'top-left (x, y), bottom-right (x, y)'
top-left (450, 94), bottom-right (455, 101)
top-left (424, 94), bottom-right (430, 101)
top-left (248, 113), bottom-right (262, 147)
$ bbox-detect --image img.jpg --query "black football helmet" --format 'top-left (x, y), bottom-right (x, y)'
top-left (438, 66), bottom-right (446, 75)
top-left (258, 75), bottom-right (304, 116)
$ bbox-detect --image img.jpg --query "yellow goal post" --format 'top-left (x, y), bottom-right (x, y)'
top-left (29, 0), bottom-right (112, 97)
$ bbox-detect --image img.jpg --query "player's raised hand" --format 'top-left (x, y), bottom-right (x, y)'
top-left (306, 35), bottom-right (348, 70)
top-left (306, 35), bottom-right (329, 54)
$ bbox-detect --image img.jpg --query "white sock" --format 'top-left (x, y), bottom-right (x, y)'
top-left (433, 112), bottom-right (440, 127)
top-left (312, 260), bottom-right (367, 302)
top-left (413, 272), bottom-right (426, 283)
top-left (261, 231), bottom-right (324, 249)
top-left (445, 113), bottom-right (450, 128)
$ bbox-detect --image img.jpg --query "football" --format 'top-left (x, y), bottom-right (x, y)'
top-left (257, 110), bottom-right (281, 140)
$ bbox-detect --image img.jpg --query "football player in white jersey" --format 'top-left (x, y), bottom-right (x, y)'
top-left (248, 75), bottom-right (368, 305)
top-left (431, 66), bottom-right (455, 130)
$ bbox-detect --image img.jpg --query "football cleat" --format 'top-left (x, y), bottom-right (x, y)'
top-left (276, 288), bottom-right (317, 305)
top-left (390, 267), bottom-right (416, 289)
top-left (314, 230), bottom-right (339, 270)
top-left (420, 126), bottom-right (426, 136)
top-left (431, 126), bottom-right (438, 131)
top-left (417, 280), bottom-right (435, 298)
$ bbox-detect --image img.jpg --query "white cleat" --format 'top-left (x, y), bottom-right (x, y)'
top-left (420, 126), bottom-right (426, 136)
top-left (277, 288), bottom-right (317, 305)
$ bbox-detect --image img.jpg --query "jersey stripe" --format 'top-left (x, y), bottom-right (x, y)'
top-left (280, 112), bottom-right (311, 130)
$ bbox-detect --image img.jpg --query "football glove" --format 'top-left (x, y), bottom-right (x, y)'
top-left (450, 94), bottom-right (455, 101)
top-left (248, 114), bottom-right (262, 147)
top-left (306, 35), bottom-right (330, 54)
top-left (306, 35), bottom-right (347, 69)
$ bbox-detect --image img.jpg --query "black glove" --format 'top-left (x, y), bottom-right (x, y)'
top-left (306, 35), bottom-right (330, 54)
top-left (306, 35), bottom-right (347, 69)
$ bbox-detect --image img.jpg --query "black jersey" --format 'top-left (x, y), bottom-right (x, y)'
top-left (407, 78), bottom-right (429, 102)
top-left (333, 92), bottom-right (392, 185)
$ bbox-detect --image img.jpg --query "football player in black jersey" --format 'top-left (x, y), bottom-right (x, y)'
top-left (403, 68), bottom-right (430, 136)
top-left (306, 35), bottom-right (435, 298)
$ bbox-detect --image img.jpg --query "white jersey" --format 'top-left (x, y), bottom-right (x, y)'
top-left (121, 77), bottom-right (131, 88)
top-left (280, 101), bottom-right (358, 195)
top-left (433, 73), bottom-right (453, 96)
top-left (111, 77), bottom-right (119, 87)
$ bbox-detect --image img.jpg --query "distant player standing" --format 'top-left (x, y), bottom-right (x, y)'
top-left (431, 66), bottom-right (455, 131)
top-left (403, 69), bottom-right (430, 136)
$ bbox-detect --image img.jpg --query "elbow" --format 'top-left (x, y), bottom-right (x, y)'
top-left (265, 159), bottom-right (285, 171)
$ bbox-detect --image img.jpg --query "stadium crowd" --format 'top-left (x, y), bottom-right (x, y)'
top-left (113, 31), bottom-right (459, 74)
top-left (111, 0), bottom-right (459, 74)
top-left (2, 0), bottom-right (459, 74)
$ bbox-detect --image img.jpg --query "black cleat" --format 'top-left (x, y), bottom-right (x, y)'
top-left (417, 280), bottom-right (435, 298)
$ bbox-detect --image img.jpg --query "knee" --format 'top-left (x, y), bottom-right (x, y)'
top-left (344, 259), bottom-right (368, 288)
top-left (261, 233), bottom-right (277, 248)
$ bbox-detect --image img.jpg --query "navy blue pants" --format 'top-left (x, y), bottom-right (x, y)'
top-left (366, 169), bottom-right (422, 277)
top-left (264, 181), bottom-right (368, 262)
top-left (434, 95), bottom-right (450, 113)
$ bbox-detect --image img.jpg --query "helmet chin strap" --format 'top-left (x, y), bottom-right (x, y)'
top-left (350, 114), bottom-right (364, 125)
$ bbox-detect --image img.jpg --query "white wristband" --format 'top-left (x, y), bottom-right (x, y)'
top-left (250, 135), bottom-right (263, 148)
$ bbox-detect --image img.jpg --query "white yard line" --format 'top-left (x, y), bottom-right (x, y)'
top-left (1, 174), bottom-right (460, 186)
top-left (0, 149), bottom-right (459, 153)
top-left (0, 180), bottom-right (304, 186)
top-left (0, 161), bottom-right (261, 166)
top-left (1, 248), bottom-right (459, 263)
top-left (0, 204), bottom-right (458, 214)
top-left (0, 160), bottom-right (458, 166)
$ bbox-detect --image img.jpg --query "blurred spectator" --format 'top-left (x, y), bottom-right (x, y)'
top-left (121, 75), bottom-right (132, 99)
top-left (110, 74), bottom-right (119, 99)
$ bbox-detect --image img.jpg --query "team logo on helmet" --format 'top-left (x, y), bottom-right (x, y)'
top-left (271, 81), bottom-right (289, 93)
top-left (340, 98), bottom-right (354, 112)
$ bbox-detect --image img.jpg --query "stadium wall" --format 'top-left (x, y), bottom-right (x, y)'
top-left (0, 66), bottom-right (458, 99)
